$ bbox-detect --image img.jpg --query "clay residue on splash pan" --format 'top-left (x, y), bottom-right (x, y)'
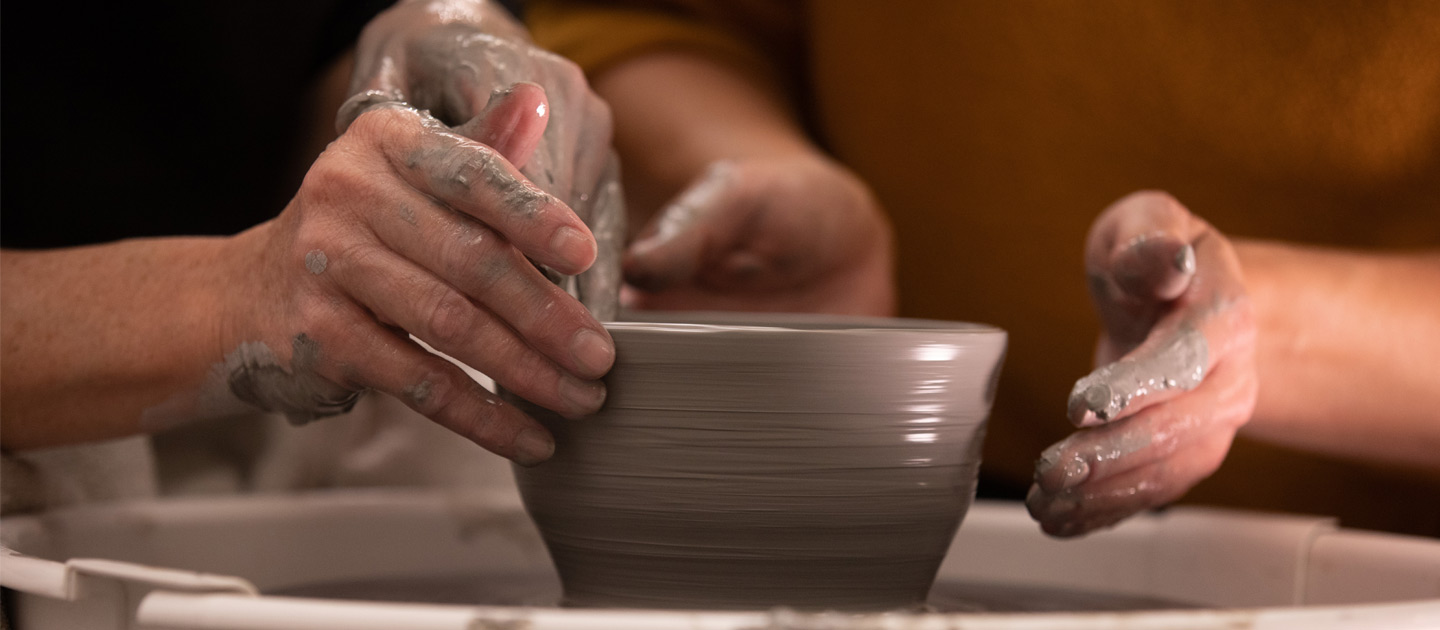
top-left (512, 314), bottom-right (1008, 611)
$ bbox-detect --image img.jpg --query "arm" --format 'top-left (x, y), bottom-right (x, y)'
top-left (2, 64), bottom-right (611, 465)
top-left (593, 52), bottom-right (812, 223)
top-left (593, 51), bottom-right (895, 314)
top-left (1239, 241), bottom-right (1440, 472)
top-left (598, 52), bottom-right (895, 314)
top-left (1, 240), bottom-right (238, 448)
top-left (526, 0), bottom-right (894, 314)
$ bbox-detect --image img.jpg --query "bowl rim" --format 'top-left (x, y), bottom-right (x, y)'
top-left (608, 311), bottom-right (1005, 336)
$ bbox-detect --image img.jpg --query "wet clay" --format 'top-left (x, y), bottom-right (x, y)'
top-left (511, 313), bottom-right (1007, 611)
top-left (224, 335), bottom-right (362, 425)
top-left (139, 335), bottom-right (361, 432)
top-left (1036, 428), bottom-right (1153, 489)
top-left (1068, 324), bottom-right (1208, 422)
top-left (334, 25), bottom-right (626, 323)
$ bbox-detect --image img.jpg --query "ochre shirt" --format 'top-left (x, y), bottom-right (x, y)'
top-left (528, 1), bottom-right (1440, 535)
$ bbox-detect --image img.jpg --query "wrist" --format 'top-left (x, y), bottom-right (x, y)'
top-left (388, 0), bottom-right (529, 41)
top-left (593, 51), bottom-right (817, 223)
top-left (210, 223), bottom-right (278, 362)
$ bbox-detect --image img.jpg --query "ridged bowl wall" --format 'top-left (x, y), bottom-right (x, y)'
top-left (511, 313), bottom-right (1007, 611)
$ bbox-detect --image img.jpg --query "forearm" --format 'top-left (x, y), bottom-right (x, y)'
top-left (0, 237), bottom-right (241, 449)
top-left (593, 51), bottom-right (815, 227)
top-left (1238, 240), bottom-right (1440, 473)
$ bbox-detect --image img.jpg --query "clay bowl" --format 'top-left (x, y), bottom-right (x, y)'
top-left (510, 312), bottom-right (1007, 611)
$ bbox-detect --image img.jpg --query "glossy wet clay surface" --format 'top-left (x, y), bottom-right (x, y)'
top-left (510, 314), bottom-right (1009, 610)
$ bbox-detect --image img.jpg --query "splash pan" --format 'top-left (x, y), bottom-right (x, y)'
top-left (2, 489), bottom-right (1438, 630)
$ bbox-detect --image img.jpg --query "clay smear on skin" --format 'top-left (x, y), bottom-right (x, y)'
top-left (1069, 324), bottom-right (1208, 422)
top-left (140, 335), bottom-right (360, 431)
top-left (1037, 427), bottom-right (1154, 489)
top-left (304, 249), bottom-right (328, 275)
top-left (225, 334), bottom-right (361, 425)
top-left (402, 111), bottom-right (552, 219)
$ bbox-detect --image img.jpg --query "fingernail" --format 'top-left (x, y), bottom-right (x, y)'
top-left (1083, 384), bottom-right (1113, 419)
top-left (549, 226), bottom-right (595, 271)
top-left (1036, 443), bottom-right (1063, 477)
top-left (1060, 458), bottom-right (1090, 489)
top-left (479, 87), bottom-right (519, 147)
top-left (1174, 243), bottom-right (1196, 274)
top-left (558, 377), bottom-right (606, 416)
top-left (570, 328), bottom-right (615, 377)
top-left (512, 428), bottom-right (555, 467)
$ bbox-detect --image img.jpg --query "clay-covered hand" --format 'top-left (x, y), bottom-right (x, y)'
top-left (622, 155), bottom-right (896, 315)
top-left (1027, 191), bottom-right (1258, 537)
top-left (341, 0), bottom-right (623, 317)
top-left (224, 86), bottom-right (612, 466)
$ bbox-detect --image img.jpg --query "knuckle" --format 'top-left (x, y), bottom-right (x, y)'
top-left (290, 212), bottom-right (340, 255)
top-left (446, 389), bottom-right (510, 449)
top-left (414, 369), bottom-right (513, 453)
top-left (294, 294), bottom-right (337, 334)
top-left (421, 285), bottom-right (478, 349)
top-left (437, 222), bottom-right (492, 275)
top-left (349, 104), bottom-right (416, 142)
top-left (522, 292), bottom-right (583, 344)
top-left (299, 155), bottom-right (379, 213)
top-left (445, 145), bottom-right (501, 192)
top-left (467, 254), bottom-right (513, 298)
top-left (410, 365), bottom-right (464, 418)
top-left (497, 349), bottom-right (562, 404)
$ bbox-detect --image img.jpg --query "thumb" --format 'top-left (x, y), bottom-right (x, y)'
top-left (623, 161), bottom-right (742, 292)
top-left (453, 82), bottom-right (550, 170)
top-left (1085, 191), bottom-right (1204, 349)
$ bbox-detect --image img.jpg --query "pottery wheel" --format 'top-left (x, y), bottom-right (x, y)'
top-left (274, 569), bottom-right (1196, 613)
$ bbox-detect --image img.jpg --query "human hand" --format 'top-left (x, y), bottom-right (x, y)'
top-left (340, 0), bottom-right (623, 318)
top-left (622, 155), bottom-right (896, 315)
top-left (224, 88), bottom-right (612, 466)
top-left (1027, 191), bottom-right (1258, 537)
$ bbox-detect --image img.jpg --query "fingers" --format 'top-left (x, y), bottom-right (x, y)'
top-left (1067, 323), bottom-right (1209, 426)
top-left (1027, 431), bottom-right (1234, 538)
top-left (309, 308), bottom-right (558, 466)
top-left (1030, 363), bottom-right (1251, 537)
top-left (365, 187), bottom-right (615, 380)
top-left (350, 105), bottom-right (597, 275)
top-left (453, 82), bottom-right (550, 170)
top-left (1039, 359), bottom-right (1255, 494)
top-left (623, 161), bottom-right (740, 291)
top-left (323, 241), bottom-right (607, 420)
